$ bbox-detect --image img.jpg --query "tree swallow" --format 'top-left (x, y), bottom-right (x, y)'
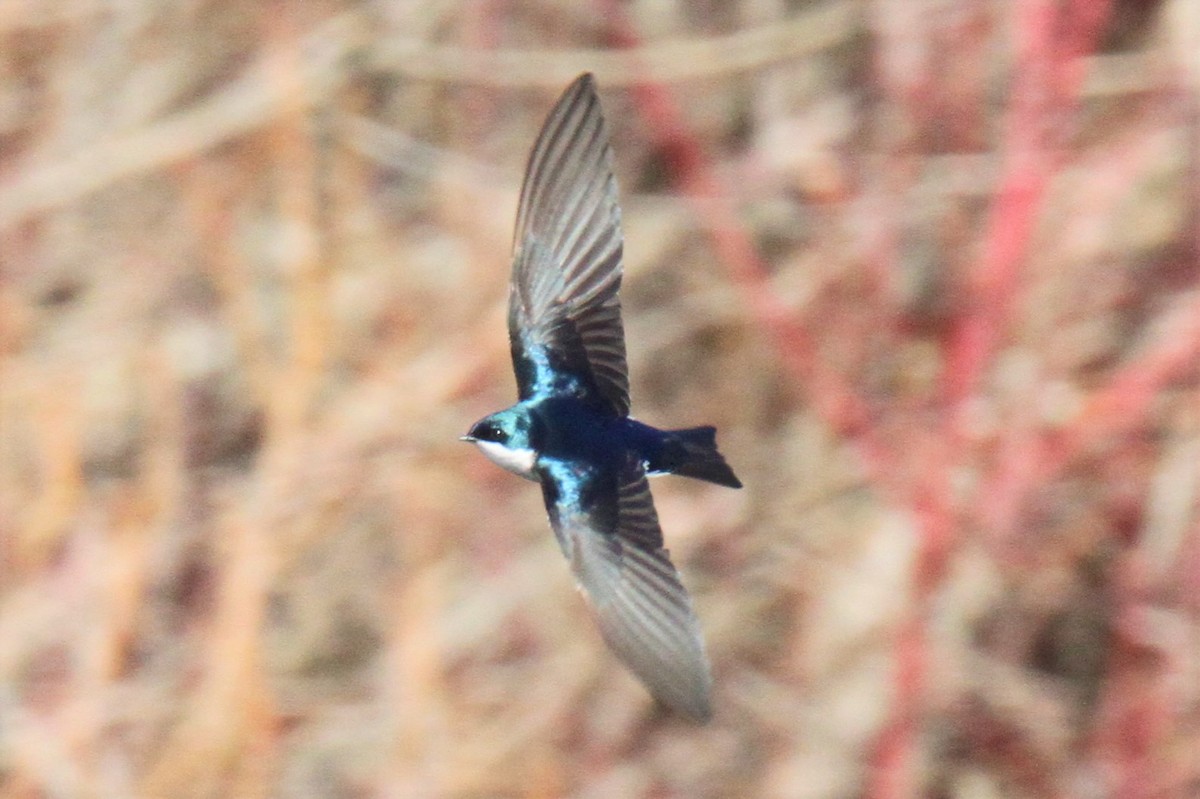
top-left (462, 73), bottom-right (741, 722)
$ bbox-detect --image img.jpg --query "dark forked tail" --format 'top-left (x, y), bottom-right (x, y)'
top-left (649, 426), bottom-right (742, 489)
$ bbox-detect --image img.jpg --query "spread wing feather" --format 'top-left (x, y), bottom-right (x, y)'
top-left (539, 458), bottom-right (713, 721)
top-left (508, 73), bottom-right (629, 416)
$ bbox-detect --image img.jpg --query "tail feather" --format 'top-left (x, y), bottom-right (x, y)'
top-left (649, 426), bottom-right (742, 489)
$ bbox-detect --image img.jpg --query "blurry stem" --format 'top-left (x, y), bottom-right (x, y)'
top-left (370, 4), bottom-right (854, 87)
top-left (0, 11), bottom-right (362, 233)
top-left (1037, 292), bottom-right (1200, 486)
top-left (979, 127), bottom-right (1178, 545)
top-left (869, 0), bottom-right (1114, 795)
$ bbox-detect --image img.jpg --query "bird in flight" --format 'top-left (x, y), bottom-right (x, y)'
top-left (462, 73), bottom-right (741, 722)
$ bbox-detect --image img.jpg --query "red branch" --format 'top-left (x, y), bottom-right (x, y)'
top-left (869, 0), bottom-right (1114, 794)
top-left (977, 127), bottom-right (1179, 545)
top-left (978, 291), bottom-right (1200, 549)
top-left (1044, 296), bottom-right (1200, 472)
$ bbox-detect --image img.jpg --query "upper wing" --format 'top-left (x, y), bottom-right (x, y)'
top-left (508, 73), bottom-right (630, 416)
top-left (538, 457), bottom-right (712, 721)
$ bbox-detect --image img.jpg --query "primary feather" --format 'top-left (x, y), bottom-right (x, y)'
top-left (508, 74), bottom-right (630, 416)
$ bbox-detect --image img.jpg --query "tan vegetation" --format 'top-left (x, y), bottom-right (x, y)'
top-left (1, 1), bottom-right (1197, 797)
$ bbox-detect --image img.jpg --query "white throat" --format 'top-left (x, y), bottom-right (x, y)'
top-left (474, 440), bottom-right (538, 479)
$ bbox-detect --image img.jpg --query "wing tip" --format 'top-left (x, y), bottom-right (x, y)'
top-left (562, 72), bottom-right (598, 104)
top-left (656, 681), bottom-right (714, 723)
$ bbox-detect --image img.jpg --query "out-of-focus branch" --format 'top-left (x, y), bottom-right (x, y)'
top-left (0, 12), bottom-right (365, 232)
top-left (371, 3), bottom-right (854, 88)
top-left (868, 2), bottom-right (1116, 796)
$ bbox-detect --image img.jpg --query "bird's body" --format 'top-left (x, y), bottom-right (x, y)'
top-left (474, 396), bottom-right (740, 489)
top-left (463, 74), bottom-right (740, 722)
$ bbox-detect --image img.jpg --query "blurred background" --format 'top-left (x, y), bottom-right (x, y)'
top-left (1, 1), bottom-right (1198, 797)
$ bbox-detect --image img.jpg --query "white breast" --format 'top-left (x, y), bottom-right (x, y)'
top-left (474, 440), bottom-right (538, 479)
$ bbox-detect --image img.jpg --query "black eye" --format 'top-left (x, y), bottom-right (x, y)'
top-left (471, 422), bottom-right (503, 442)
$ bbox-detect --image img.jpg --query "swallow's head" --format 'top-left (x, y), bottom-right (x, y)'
top-left (462, 408), bottom-right (537, 478)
